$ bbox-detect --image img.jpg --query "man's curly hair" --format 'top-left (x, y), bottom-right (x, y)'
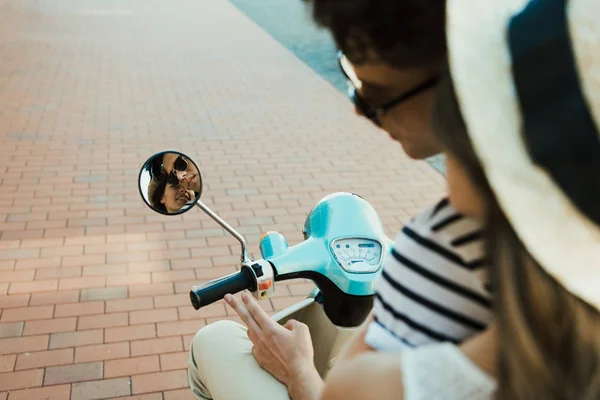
top-left (305, 0), bottom-right (446, 69)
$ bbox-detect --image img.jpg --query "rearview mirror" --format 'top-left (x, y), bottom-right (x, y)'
top-left (138, 150), bottom-right (203, 216)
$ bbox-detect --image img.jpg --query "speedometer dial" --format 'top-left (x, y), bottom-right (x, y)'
top-left (330, 238), bottom-right (383, 273)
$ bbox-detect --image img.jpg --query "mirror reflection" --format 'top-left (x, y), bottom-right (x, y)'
top-left (138, 151), bottom-right (203, 215)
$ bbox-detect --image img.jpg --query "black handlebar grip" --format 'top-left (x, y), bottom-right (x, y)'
top-left (189, 267), bottom-right (256, 310)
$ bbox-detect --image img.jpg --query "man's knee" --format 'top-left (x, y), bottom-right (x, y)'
top-left (191, 320), bottom-right (243, 353)
top-left (188, 320), bottom-right (246, 400)
top-left (189, 319), bottom-right (247, 370)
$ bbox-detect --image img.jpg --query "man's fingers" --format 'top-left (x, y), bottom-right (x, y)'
top-left (241, 292), bottom-right (276, 332)
top-left (224, 293), bottom-right (262, 337)
top-left (284, 319), bottom-right (309, 334)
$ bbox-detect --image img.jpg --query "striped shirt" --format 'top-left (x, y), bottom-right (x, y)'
top-left (365, 198), bottom-right (494, 351)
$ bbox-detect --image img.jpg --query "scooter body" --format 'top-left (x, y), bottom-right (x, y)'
top-left (138, 151), bottom-right (392, 379)
top-left (260, 192), bottom-right (393, 377)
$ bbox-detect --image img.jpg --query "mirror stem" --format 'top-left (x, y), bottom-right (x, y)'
top-left (195, 201), bottom-right (250, 264)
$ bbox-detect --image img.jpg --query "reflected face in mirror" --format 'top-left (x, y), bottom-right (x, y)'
top-left (161, 182), bottom-right (196, 213)
top-left (139, 151), bottom-right (203, 216)
top-left (162, 153), bottom-right (201, 193)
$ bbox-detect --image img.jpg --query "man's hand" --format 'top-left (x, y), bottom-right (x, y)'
top-left (224, 291), bottom-right (322, 396)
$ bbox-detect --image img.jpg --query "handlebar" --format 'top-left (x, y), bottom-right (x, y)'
top-left (189, 266), bottom-right (256, 310)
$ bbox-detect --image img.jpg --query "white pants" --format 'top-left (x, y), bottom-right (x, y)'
top-left (187, 320), bottom-right (290, 400)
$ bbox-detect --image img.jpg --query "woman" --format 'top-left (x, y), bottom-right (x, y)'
top-left (320, 0), bottom-right (600, 398)
top-left (149, 173), bottom-right (197, 214)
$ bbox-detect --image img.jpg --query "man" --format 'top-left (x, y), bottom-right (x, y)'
top-left (146, 152), bottom-right (202, 194)
top-left (187, 1), bottom-right (493, 399)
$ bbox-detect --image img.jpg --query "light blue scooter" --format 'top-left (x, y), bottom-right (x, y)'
top-left (138, 150), bottom-right (392, 378)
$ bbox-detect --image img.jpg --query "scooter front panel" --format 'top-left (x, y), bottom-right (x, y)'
top-left (330, 237), bottom-right (383, 274)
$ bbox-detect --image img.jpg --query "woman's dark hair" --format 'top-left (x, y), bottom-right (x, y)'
top-left (432, 71), bottom-right (600, 399)
top-left (145, 154), bottom-right (164, 180)
top-left (149, 174), bottom-right (167, 213)
top-left (304, 0), bottom-right (446, 69)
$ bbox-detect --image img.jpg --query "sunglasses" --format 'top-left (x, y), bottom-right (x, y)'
top-left (337, 51), bottom-right (440, 126)
top-left (163, 155), bottom-right (188, 187)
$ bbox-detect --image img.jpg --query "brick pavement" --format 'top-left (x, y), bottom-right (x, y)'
top-left (0, 0), bottom-right (446, 398)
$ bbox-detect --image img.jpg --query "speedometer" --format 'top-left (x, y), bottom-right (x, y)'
top-left (330, 238), bottom-right (383, 273)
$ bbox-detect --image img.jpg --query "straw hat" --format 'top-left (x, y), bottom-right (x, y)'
top-left (446, 0), bottom-right (600, 309)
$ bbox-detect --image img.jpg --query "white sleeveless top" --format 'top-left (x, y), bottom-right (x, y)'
top-left (401, 342), bottom-right (496, 399)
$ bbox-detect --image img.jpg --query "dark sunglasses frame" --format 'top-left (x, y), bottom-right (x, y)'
top-left (164, 155), bottom-right (188, 187)
top-left (337, 51), bottom-right (440, 126)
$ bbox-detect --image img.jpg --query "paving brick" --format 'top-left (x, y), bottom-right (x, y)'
top-left (5, 384), bottom-right (71, 400)
top-left (61, 254), bottom-right (106, 268)
top-left (106, 297), bottom-right (153, 313)
top-left (80, 286), bottom-right (128, 302)
top-left (0, 322), bottom-right (24, 339)
top-left (8, 280), bottom-right (58, 294)
top-left (170, 258), bottom-right (213, 270)
top-left (0, 270), bottom-right (35, 283)
top-left (44, 228), bottom-right (85, 239)
top-left (163, 389), bottom-right (196, 400)
top-left (49, 330), bottom-right (103, 350)
top-left (1, 305), bottom-right (54, 323)
top-left (15, 348), bottom-right (73, 370)
top-left (83, 264), bottom-right (128, 276)
top-left (106, 234), bottom-right (147, 244)
top-left (35, 266), bottom-right (82, 280)
top-left (154, 294), bottom-right (191, 309)
top-left (75, 342), bottom-right (130, 363)
top-left (131, 370), bottom-right (189, 394)
top-left (65, 235), bottom-right (106, 246)
top-left (15, 257), bottom-right (61, 270)
top-left (59, 276), bottom-right (106, 290)
top-left (0, 260), bottom-right (15, 271)
top-left (30, 290), bottom-right (80, 306)
top-left (130, 337), bottom-right (183, 357)
top-left (128, 261), bottom-right (170, 273)
top-left (151, 270), bottom-right (195, 283)
top-left (190, 246), bottom-right (231, 258)
top-left (160, 352), bottom-right (189, 372)
top-left (127, 241), bottom-right (168, 252)
top-left (129, 283), bottom-right (173, 298)
top-left (0, 369), bottom-right (44, 391)
top-left (111, 394), bottom-right (163, 400)
top-left (105, 355), bottom-right (160, 378)
top-left (0, 336), bottom-right (49, 355)
top-left (105, 324), bottom-right (156, 343)
top-left (71, 377), bottom-right (132, 400)
top-left (44, 361), bottom-right (103, 385)
top-left (194, 266), bottom-right (237, 281)
top-left (107, 273), bottom-right (151, 287)
top-left (78, 313), bottom-right (128, 330)
top-left (41, 246), bottom-right (84, 258)
top-left (23, 317), bottom-right (77, 336)
top-left (130, 309), bottom-right (178, 325)
top-left (0, 355), bottom-right (16, 373)
top-left (112, 393), bottom-right (163, 400)
top-left (149, 249), bottom-right (191, 262)
top-left (55, 301), bottom-right (104, 317)
top-left (157, 320), bottom-right (205, 337)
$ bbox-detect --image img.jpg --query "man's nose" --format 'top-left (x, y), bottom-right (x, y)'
top-left (176, 170), bottom-right (187, 180)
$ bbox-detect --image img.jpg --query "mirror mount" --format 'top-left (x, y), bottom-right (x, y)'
top-left (195, 201), bottom-right (250, 264)
top-left (138, 150), bottom-right (250, 264)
